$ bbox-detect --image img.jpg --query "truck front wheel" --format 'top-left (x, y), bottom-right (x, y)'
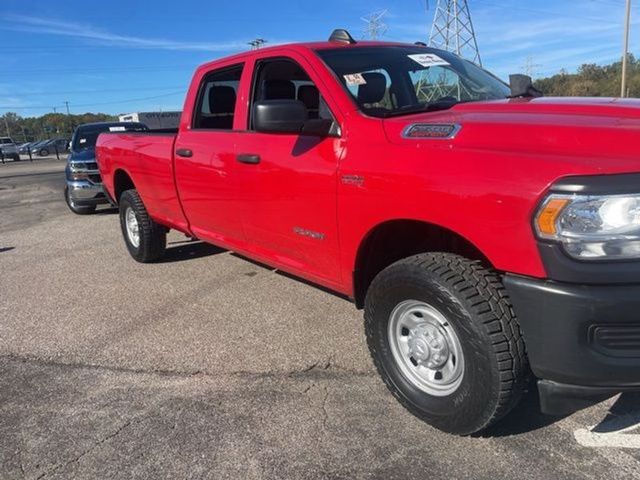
top-left (119, 189), bottom-right (166, 263)
top-left (364, 253), bottom-right (528, 435)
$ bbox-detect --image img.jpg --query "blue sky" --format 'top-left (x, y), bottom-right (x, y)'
top-left (0, 0), bottom-right (638, 117)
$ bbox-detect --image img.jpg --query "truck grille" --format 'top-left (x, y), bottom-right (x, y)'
top-left (590, 325), bottom-right (640, 358)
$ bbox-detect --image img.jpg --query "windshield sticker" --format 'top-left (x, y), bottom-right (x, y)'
top-left (408, 54), bottom-right (450, 68)
top-left (109, 126), bottom-right (126, 132)
top-left (344, 73), bottom-right (367, 86)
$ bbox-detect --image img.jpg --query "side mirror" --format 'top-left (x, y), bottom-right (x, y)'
top-left (253, 99), bottom-right (308, 134)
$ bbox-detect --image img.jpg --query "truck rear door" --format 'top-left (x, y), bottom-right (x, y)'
top-left (233, 53), bottom-right (345, 287)
top-left (173, 63), bottom-right (247, 245)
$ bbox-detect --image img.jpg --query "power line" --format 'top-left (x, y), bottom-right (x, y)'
top-left (9, 85), bottom-right (184, 96)
top-left (0, 63), bottom-right (196, 76)
top-left (0, 91), bottom-right (185, 111)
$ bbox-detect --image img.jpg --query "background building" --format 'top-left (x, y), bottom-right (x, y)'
top-left (118, 111), bottom-right (181, 129)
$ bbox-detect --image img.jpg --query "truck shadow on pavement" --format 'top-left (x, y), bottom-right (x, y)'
top-left (481, 386), bottom-right (640, 438)
top-left (159, 240), bottom-right (226, 263)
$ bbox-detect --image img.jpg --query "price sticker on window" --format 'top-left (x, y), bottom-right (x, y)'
top-left (408, 54), bottom-right (450, 68)
top-left (344, 73), bottom-right (367, 86)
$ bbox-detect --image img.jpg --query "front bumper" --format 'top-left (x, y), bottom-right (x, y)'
top-left (503, 274), bottom-right (640, 413)
top-left (67, 180), bottom-right (109, 206)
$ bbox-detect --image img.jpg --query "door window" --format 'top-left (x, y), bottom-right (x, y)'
top-left (249, 58), bottom-right (336, 129)
top-left (193, 64), bottom-right (243, 130)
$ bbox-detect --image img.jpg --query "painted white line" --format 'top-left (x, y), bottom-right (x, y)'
top-left (574, 413), bottom-right (640, 449)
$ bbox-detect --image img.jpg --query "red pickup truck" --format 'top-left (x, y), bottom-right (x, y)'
top-left (97, 30), bottom-right (640, 435)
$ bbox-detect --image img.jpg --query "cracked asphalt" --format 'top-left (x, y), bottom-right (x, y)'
top-left (2, 158), bottom-right (640, 479)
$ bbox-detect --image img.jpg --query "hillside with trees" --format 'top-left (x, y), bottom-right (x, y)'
top-left (534, 55), bottom-right (639, 97)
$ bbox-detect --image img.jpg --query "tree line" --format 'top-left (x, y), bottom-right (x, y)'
top-left (534, 55), bottom-right (639, 97)
top-left (0, 112), bottom-right (116, 143)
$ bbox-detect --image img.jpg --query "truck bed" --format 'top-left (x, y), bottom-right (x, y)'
top-left (96, 130), bottom-right (189, 233)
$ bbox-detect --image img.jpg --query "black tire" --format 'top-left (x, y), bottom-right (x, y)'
top-left (364, 253), bottom-right (528, 436)
top-left (40, 149), bottom-right (49, 156)
top-left (12, 154), bottom-right (20, 162)
top-left (64, 186), bottom-right (96, 215)
top-left (118, 189), bottom-right (166, 263)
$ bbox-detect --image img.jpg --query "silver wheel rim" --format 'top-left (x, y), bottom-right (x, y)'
top-left (388, 300), bottom-right (464, 397)
top-left (125, 207), bottom-right (140, 248)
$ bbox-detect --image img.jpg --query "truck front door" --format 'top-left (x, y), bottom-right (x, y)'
top-left (234, 55), bottom-right (345, 287)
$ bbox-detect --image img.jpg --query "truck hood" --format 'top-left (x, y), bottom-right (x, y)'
top-left (382, 97), bottom-right (640, 173)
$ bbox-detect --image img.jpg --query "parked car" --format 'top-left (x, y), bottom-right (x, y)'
top-left (18, 142), bottom-right (35, 154)
top-left (65, 122), bottom-right (147, 214)
top-left (32, 138), bottom-right (68, 156)
top-left (0, 137), bottom-right (20, 161)
top-left (96, 30), bottom-right (640, 435)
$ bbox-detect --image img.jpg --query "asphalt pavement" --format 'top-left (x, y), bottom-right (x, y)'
top-left (1, 158), bottom-right (640, 479)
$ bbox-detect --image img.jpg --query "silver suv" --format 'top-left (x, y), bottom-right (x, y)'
top-left (0, 137), bottom-right (20, 162)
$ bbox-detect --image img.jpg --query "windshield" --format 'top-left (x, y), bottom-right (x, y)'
top-left (0, 138), bottom-right (13, 144)
top-left (316, 46), bottom-right (510, 118)
top-left (72, 123), bottom-right (147, 151)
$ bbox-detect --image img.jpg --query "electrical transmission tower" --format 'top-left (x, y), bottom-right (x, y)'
top-left (428, 0), bottom-right (482, 66)
top-left (361, 10), bottom-right (388, 40)
top-left (248, 38), bottom-right (266, 50)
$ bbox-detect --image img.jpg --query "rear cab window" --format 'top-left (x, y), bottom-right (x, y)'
top-left (192, 64), bottom-right (244, 130)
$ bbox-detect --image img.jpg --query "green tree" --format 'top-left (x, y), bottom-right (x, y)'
top-left (1, 112), bottom-right (117, 143)
top-left (534, 54), bottom-right (640, 97)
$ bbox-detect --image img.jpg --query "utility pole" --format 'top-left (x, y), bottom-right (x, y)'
top-left (64, 101), bottom-right (70, 115)
top-left (621, 0), bottom-right (632, 98)
top-left (53, 107), bottom-right (57, 114)
top-left (361, 10), bottom-right (388, 40)
top-left (428, 0), bottom-right (482, 66)
top-left (522, 56), bottom-right (542, 78)
top-left (248, 38), bottom-right (266, 50)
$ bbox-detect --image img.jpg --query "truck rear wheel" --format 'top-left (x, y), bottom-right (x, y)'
top-left (364, 253), bottom-right (528, 435)
top-left (119, 189), bottom-right (166, 263)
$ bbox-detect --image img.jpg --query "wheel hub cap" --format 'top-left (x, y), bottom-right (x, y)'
top-left (407, 324), bottom-right (450, 369)
top-left (388, 300), bottom-right (464, 396)
top-left (125, 207), bottom-right (140, 248)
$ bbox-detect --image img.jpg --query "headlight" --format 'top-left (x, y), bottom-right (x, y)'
top-left (534, 193), bottom-right (640, 260)
top-left (68, 164), bottom-right (89, 180)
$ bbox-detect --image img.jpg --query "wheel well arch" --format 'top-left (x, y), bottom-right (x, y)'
top-left (352, 219), bottom-right (492, 309)
top-left (113, 169), bottom-right (135, 203)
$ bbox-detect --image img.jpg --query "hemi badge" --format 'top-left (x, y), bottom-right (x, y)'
top-left (341, 175), bottom-right (365, 186)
